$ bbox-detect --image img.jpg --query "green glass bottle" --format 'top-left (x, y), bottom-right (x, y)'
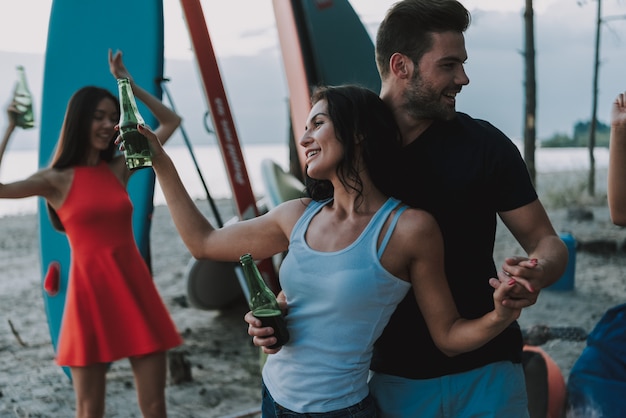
top-left (117, 78), bottom-right (151, 170)
top-left (239, 253), bottom-right (290, 349)
top-left (13, 65), bottom-right (35, 129)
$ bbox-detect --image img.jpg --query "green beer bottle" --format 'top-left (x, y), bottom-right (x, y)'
top-left (117, 78), bottom-right (151, 170)
top-left (239, 253), bottom-right (290, 349)
top-left (13, 66), bottom-right (35, 129)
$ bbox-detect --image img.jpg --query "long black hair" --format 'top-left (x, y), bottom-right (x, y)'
top-left (305, 85), bottom-right (402, 203)
top-left (48, 86), bottom-right (119, 231)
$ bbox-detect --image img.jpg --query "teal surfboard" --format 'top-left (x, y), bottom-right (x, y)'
top-left (260, 159), bottom-right (305, 210)
top-left (291, 0), bottom-right (380, 91)
top-left (39, 0), bottom-right (164, 379)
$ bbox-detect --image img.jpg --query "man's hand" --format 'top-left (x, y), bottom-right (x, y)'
top-left (492, 257), bottom-right (540, 309)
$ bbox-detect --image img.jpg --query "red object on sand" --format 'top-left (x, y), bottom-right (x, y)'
top-left (44, 261), bottom-right (61, 297)
top-left (524, 344), bottom-right (566, 418)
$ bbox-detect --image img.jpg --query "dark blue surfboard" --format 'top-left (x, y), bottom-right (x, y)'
top-left (272, 0), bottom-right (381, 172)
top-left (38, 0), bottom-right (164, 379)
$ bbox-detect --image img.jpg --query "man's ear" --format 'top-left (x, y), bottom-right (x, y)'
top-left (389, 53), bottom-right (413, 80)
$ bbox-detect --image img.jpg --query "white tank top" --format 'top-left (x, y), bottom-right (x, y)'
top-left (262, 197), bottom-right (411, 413)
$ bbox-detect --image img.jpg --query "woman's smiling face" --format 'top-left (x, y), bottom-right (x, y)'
top-left (300, 99), bottom-right (344, 180)
top-left (89, 97), bottom-right (118, 152)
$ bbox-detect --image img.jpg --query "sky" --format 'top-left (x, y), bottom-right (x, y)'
top-left (1, 1), bottom-right (608, 58)
top-left (0, 0), bottom-right (625, 147)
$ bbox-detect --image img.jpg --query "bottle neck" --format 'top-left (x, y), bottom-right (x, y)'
top-left (241, 258), bottom-right (262, 291)
top-left (240, 254), bottom-right (276, 302)
top-left (117, 79), bottom-right (144, 127)
top-left (15, 68), bottom-right (30, 94)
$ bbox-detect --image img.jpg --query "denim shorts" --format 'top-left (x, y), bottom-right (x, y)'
top-left (369, 361), bottom-right (528, 418)
top-left (261, 382), bottom-right (378, 417)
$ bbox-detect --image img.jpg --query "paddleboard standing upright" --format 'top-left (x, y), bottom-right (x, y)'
top-left (39, 0), bottom-right (164, 379)
top-left (180, 0), bottom-right (279, 295)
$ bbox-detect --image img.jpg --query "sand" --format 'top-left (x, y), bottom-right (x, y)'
top-left (1, 169), bottom-right (625, 417)
top-left (0, 199), bottom-right (262, 418)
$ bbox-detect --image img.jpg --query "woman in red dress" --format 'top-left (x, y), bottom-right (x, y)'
top-left (0, 50), bottom-right (182, 418)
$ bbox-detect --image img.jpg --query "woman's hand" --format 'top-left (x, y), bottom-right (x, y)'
top-left (137, 124), bottom-right (165, 158)
top-left (6, 100), bottom-right (18, 128)
top-left (115, 123), bottom-right (165, 159)
top-left (489, 275), bottom-right (522, 322)
top-left (108, 48), bottom-right (132, 82)
top-left (611, 91), bottom-right (626, 129)
top-left (244, 291), bottom-right (288, 354)
top-left (245, 310), bottom-right (283, 354)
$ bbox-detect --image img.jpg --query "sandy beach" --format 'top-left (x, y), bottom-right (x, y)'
top-left (1, 169), bottom-right (625, 417)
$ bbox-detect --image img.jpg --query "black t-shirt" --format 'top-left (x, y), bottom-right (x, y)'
top-left (371, 112), bottom-right (538, 379)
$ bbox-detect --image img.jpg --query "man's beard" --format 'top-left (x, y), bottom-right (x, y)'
top-left (402, 72), bottom-right (457, 121)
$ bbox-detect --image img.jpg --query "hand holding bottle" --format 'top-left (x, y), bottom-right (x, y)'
top-left (245, 292), bottom-right (288, 354)
top-left (240, 253), bottom-right (290, 349)
top-left (117, 123), bottom-right (164, 156)
top-left (12, 66), bottom-right (34, 129)
top-left (117, 78), bottom-right (151, 170)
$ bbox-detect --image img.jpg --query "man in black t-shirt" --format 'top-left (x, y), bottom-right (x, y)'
top-left (367, 1), bottom-right (568, 417)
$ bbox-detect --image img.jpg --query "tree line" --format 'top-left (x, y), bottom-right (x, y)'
top-left (541, 120), bottom-right (610, 148)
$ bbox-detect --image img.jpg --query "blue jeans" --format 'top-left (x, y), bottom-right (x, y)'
top-left (261, 383), bottom-right (378, 417)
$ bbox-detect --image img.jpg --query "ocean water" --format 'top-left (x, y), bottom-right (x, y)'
top-left (0, 144), bottom-right (609, 218)
top-left (0, 144), bottom-right (290, 218)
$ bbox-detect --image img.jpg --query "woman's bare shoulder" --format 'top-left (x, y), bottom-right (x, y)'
top-left (271, 197), bottom-right (312, 218)
top-left (32, 166), bottom-right (72, 184)
top-left (396, 206), bottom-right (441, 239)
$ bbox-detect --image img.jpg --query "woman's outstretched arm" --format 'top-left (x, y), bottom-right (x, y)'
top-left (132, 124), bottom-right (300, 262)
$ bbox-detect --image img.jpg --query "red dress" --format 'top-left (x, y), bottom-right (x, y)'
top-left (55, 162), bottom-right (182, 366)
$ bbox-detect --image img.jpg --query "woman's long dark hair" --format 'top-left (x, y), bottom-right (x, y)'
top-left (47, 86), bottom-right (119, 231)
top-left (305, 85), bottom-right (402, 204)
